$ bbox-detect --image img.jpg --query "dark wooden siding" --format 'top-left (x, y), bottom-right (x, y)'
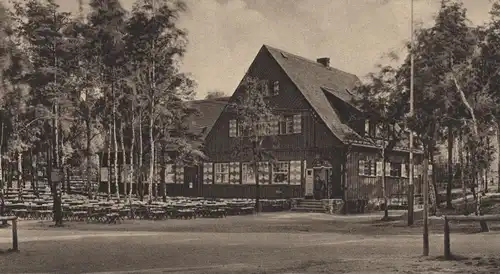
top-left (345, 148), bottom-right (413, 201)
top-left (204, 46), bottom-right (341, 161)
top-left (195, 46), bottom-right (352, 199)
top-left (201, 185), bottom-right (302, 199)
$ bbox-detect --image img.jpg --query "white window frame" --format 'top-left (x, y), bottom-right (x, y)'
top-left (272, 161), bottom-right (289, 184)
top-left (256, 119), bottom-right (271, 136)
top-left (358, 160), bottom-right (376, 177)
top-left (242, 163), bottom-right (256, 184)
top-left (279, 115), bottom-right (294, 135)
top-left (389, 162), bottom-right (402, 177)
top-left (214, 163), bottom-right (230, 184)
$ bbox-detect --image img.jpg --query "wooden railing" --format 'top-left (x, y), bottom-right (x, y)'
top-left (443, 215), bottom-right (500, 260)
top-left (0, 216), bottom-right (19, 252)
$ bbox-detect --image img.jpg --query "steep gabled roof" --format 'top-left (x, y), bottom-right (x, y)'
top-left (186, 97), bottom-right (230, 139)
top-left (264, 45), bottom-right (363, 143)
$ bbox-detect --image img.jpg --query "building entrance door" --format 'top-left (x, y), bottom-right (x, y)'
top-left (305, 169), bottom-right (314, 198)
top-left (313, 167), bottom-right (331, 199)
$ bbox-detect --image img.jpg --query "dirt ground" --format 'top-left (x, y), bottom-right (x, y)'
top-left (0, 212), bottom-right (499, 274)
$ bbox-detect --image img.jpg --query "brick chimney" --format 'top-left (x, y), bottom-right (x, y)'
top-left (316, 57), bottom-right (330, 67)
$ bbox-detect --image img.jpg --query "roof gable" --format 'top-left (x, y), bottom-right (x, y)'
top-left (263, 45), bottom-right (362, 143)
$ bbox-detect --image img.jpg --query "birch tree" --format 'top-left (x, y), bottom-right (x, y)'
top-left (12, 0), bottom-right (74, 226)
top-left (86, 0), bottom-right (127, 200)
top-left (353, 65), bottom-right (409, 220)
top-left (125, 0), bottom-right (195, 202)
top-left (229, 76), bottom-right (275, 212)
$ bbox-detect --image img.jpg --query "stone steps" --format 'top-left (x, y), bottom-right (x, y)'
top-left (291, 207), bottom-right (326, 213)
top-left (291, 200), bottom-right (327, 213)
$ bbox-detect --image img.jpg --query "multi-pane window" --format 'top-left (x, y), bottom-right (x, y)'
top-left (279, 115), bottom-right (294, 135)
top-left (214, 163), bottom-right (230, 184)
top-left (272, 161), bottom-right (289, 184)
top-left (358, 160), bottom-right (376, 176)
top-left (256, 119), bottom-right (272, 136)
top-left (237, 121), bottom-right (249, 137)
top-left (242, 163), bottom-right (256, 184)
top-left (389, 162), bottom-right (402, 177)
top-left (231, 114), bottom-right (301, 137)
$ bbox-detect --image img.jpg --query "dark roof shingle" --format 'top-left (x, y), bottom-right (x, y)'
top-left (264, 45), bottom-right (363, 143)
top-left (186, 97), bottom-right (230, 138)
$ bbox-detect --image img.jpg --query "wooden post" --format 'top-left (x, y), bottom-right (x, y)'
top-left (12, 217), bottom-right (18, 251)
top-left (444, 216), bottom-right (450, 260)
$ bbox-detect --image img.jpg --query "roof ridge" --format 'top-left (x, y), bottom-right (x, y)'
top-left (263, 44), bottom-right (357, 78)
top-left (189, 97), bottom-right (231, 104)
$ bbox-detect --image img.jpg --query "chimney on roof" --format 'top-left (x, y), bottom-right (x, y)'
top-left (316, 57), bottom-right (330, 67)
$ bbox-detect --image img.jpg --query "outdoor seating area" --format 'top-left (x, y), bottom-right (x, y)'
top-left (2, 188), bottom-right (291, 224)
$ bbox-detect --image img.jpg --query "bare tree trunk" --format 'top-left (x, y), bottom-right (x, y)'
top-left (61, 153), bottom-right (69, 196)
top-left (107, 126), bottom-right (111, 199)
top-left (119, 122), bottom-right (126, 199)
top-left (446, 126), bottom-right (453, 208)
top-left (161, 146), bottom-right (166, 202)
top-left (139, 113), bottom-right (144, 201)
top-left (129, 112), bottom-right (135, 201)
top-left (459, 131), bottom-right (467, 214)
top-left (31, 149), bottom-right (38, 197)
top-left (49, 122), bottom-right (63, 227)
top-left (61, 150), bottom-right (66, 195)
top-left (253, 161), bottom-right (260, 212)
top-left (153, 145), bottom-right (157, 200)
top-left (429, 149), bottom-right (438, 215)
top-left (55, 105), bottom-right (60, 170)
top-left (113, 112), bottom-right (119, 201)
top-left (148, 108), bottom-right (154, 202)
top-left (17, 152), bottom-right (23, 200)
top-left (85, 114), bottom-right (92, 199)
top-left (381, 152), bottom-right (389, 221)
top-left (422, 146), bottom-right (429, 256)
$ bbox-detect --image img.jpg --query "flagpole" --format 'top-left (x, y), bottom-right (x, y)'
top-left (408, 0), bottom-right (415, 226)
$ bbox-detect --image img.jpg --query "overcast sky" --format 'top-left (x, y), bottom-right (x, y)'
top-left (1, 0), bottom-right (495, 98)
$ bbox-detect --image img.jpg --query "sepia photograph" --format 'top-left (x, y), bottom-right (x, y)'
top-left (0, 0), bottom-right (499, 273)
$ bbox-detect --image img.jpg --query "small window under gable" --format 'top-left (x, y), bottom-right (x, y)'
top-left (261, 82), bottom-right (269, 96)
top-left (271, 81), bottom-right (280, 96)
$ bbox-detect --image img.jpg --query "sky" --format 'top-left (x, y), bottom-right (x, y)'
top-left (1, 0), bottom-right (495, 99)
